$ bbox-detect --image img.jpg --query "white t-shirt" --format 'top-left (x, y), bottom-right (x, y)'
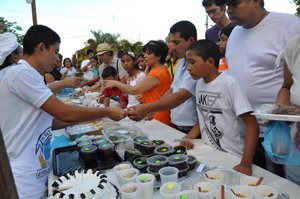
top-left (127, 71), bottom-right (146, 107)
top-left (0, 59), bottom-right (53, 199)
top-left (99, 57), bottom-right (127, 79)
top-left (81, 59), bottom-right (93, 81)
top-left (171, 58), bottom-right (198, 126)
top-left (196, 72), bottom-right (253, 157)
top-left (60, 66), bottom-right (77, 77)
top-left (226, 12), bottom-right (300, 134)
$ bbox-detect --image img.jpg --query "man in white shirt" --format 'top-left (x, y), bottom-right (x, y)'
top-left (224, 0), bottom-right (300, 175)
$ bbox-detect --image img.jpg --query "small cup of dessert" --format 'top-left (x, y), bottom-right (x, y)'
top-left (210, 190), bottom-right (233, 199)
top-left (178, 165), bottom-right (189, 178)
top-left (75, 135), bottom-right (92, 143)
top-left (77, 140), bottom-right (93, 148)
top-left (152, 140), bottom-right (165, 147)
top-left (132, 157), bottom-right (148, 172)
top-left (240, 175), bottom-right (262, 189)
top-left (120, 168), bottom-right (140, 185)
top-left (93, 138), bottom-right (108, 146)
top-left (159, 167), bottom-right (179, 185)
top-left (120, 182), bottom-right (142, 199)
top-left (133, 136), bottom-right (149, 150)
top-left (176, 190), bottom-right (198, 199)
top-left (154, 144), bottom-right (175, 156)
top-left (194, 181), bottom-right (216, 199)
top-left (187, 155), bottom-right (197, 171)
top-left (79, 145), bottom-right (98, 163)
top-left (146, 166), bottom-right (160, 181)
top-left (138, 141), bottom-right (155, 155)
top-left (160, 182), bottom-right (181, 199)
top-left (231, 185), bottom-right (253, 199)
top-left (124, 148), bottom-right (142, 163)
top-left (204, 170), bottom-right (224, 186)
top-left (168, 154), bottom-right (189, 170)
top-left (97, 142), bottom-right (115, 157)
top-left (147, 155), bottom-right (168, 172)
top-left (253, 185), bottom-right (278, 199)
top-left (136, 173), bottom-right (156, 199)
top-left (173, 145), bottom-right (187, 155)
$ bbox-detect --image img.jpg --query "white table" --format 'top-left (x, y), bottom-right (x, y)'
top-left (49, 119), bottom-right (300, 198)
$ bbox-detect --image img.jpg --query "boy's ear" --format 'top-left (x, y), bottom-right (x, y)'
top-left (205, 57), bottom-right (216, 69)
top-left (35, 42), bottom-right (45, 54)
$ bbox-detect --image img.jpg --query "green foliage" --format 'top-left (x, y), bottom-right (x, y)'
top-left (0, 17), bottom-right (24, 43)
top-left (294, 0), bottom-right (300, 16)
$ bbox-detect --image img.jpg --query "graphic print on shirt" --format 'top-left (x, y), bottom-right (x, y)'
top-left (35, 127), bottom-right (52, 179)
top-left (197, 90), bottom-right (225, 151)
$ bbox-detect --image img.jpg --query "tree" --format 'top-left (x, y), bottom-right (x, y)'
top-left (294, 0), bottom-right (300, 16)
top-left (0, 17), bottom-right (24, 43)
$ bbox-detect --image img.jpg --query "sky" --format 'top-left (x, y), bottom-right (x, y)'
top-left (1, 0), bottom-right (297, 59)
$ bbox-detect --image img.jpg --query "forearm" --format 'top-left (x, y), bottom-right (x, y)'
top-left (184, 122), bottom-right (200, 139)
top-left (51, 118), bottom-right (74, 130)
top-left (48, 80), bottom-right (69, 94)
top-left (104, 97), bottom-right (110, 107)
top-left (115, 82), bottom-right (140, 95)
top-left (85, 77), bottom-right (100, 86)
top-left (276, 87), bottom-right (292, 106)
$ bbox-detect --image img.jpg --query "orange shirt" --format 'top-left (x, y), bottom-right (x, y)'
top-left (141, 66), bottom-right (172, 127)
top-left (218, 57), bottom-right (228, 72)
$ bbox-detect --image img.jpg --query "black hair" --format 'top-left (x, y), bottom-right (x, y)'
top-left (121, 51), bottom-right (139, 69)
top-left (117, 49), bottom-right (124, 58)
top-left (222, 0), bottom-right (264, 8)
top-left (220, 24), bottom-right (236, 37)
top-left (23, 25), bottom-right (60, 55)
top-left (86, 49), bottom-right (94, 55)
top-left (63, 58), bottom-right (72, 67)
top-left (137, 52), bottom-right (144, 59)
top-left (90, 55), bottom-right (98, 62)
top-left (170, 20), bottom-right (197, 41)
top-left (143, 40), bottom-right (168, 64)
top-left (187, 39), bottom-right (220, 68)
top-left (0, 46), bottom-right (20, 70)
top-left (202, 0), bottom-right (217, 7)
top-left (102, 66), bottom-right (117, 79)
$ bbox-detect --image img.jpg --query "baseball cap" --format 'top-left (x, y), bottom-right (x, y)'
top-left (96, 43), bottom-right (112, 55)
top-left (0, 32), bottom-right (19, 65)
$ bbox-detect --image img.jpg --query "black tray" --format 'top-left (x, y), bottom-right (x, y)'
top-left (52, 145), bottom-right (123, 176)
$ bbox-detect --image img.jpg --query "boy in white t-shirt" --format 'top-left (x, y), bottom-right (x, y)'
top-left (0, 25), bottom-right (125, 199)
top-left (183, 39), bottom-right (259, 176)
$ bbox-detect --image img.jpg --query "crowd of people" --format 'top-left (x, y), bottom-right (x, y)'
top-left (0, 0), bottom-right (300, 198)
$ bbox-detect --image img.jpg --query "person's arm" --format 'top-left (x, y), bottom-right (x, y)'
top-left (51, 118), bottom-right (74, 130)
top-left (82, 76), bottom-right (100, 87)
top-left (180, 122), bottom-right (200, 149)
top-left (41, 95), bottom-right (126, 122)
top-left (86, 79), bottom-right (102, 92)
top-left (104, 75), bottom-right (160, 95)
top-left (276, 63), bottom-right (293, 106)
top-left (127, 88), bottom-right (192, 121)
top-left (45, 73), bottom-right (55, 84)
top-left (48, 77), bottom-right (82, 95)
top-left (233, 112), bottom-right (259, 176)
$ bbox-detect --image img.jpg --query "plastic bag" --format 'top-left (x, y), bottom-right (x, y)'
top-left (262, 121), bottom-right (300, 165)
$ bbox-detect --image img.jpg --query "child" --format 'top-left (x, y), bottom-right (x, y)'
top-left (90, 55), bottom-right (100, 78)
top-left (121, 51), bottom-right (146, 107)
top-left (0, 25), bottom-right (125, 198)
top-left (183, 39), bottom-right (259, 176)
top-left (104, 40), bottom-right (172, 126)
top-left (218, 25), bottom-right (236, 72)
top-left (102, 66), bottom-right (128, 109)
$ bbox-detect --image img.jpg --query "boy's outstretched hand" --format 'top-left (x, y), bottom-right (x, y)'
top-left (233, 163), bottom-right (252, 176)
top-left (180, 140), bottom-right (194, 149)
top-left (107, 107), bottom-right (127, 121)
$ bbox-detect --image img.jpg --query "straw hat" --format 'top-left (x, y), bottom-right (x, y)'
top-left (0, 32), bottom-right (18, 65)
top-left (96, 43), bottom-right (112, 55)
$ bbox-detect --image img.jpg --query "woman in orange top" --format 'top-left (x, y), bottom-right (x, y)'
top-left (104, 40), bottom-right (172, 126)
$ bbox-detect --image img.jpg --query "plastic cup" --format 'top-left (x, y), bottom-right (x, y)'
top-left (160, 182), bottom-right (181, 199)
top-left (136, 173), bottom-right (155, 199)
top-left (194, 181), bottom-right (216, 199)
top-left (239, 175), bottom-right (261, 190)
top-left (159, 167), bottom-right (179, 185)
top-left (231, 185), bottom-right (253, 199)
top-left (210, 190), bottom-right (233, 199)
top-left (121, 182), bottom-right (141, 199)
top-left (204, 170), bottom-right (224, 186)
top-left (113, 163), bottom-right (133, 182)
top-left (176, 190), bottom-right (198, 199)
top-left (120, 168), bottom-right (140, 185)
top-left (254, 185), bottom-right (278, 199)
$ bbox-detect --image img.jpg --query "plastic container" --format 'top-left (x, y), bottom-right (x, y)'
top-left (154, 144), bottom-right (175, 156)
top-left (173, 145), bottom-right (187, 155)
top-left (121, 182), bottom-right (142, 199)
top-left (178, 165), bottom-right (189, 178)
top-left (204, 170), bottom-right (224, 186)
top-left (231, 185), bottom-right (253, 199)
top-left (77, 140), bottom-right (93, 148)
top-left (98, 141), bottom-right (115, 157)
top-left (146, 166), bottom-right (160, 181)
top-left (124, 148), bottom-right (142, 163)
top-left (160, 182), bottom-right (181, 199)
top-left (93, 138), bottom-right (108, 146)
top-left (175, 190), bottom-right (198, 199)
top-left (147, 155), bottom-right (168, 172)
top-left (193, 181), bottom-right (216, 199)
top-left (152, 140), bottom-right (165, 146)
top-left (133, 135), bottom-right (149, 150)
top-left (136, 173), bottom-right (155, 199)
top-left (159, 167), bottom-right (179, 185)
top-left (132, 157), bottom-right (148, 172)
top-left (210, 190), bottom-right (233, 199)
top-left (253, 185), bottom-right (278, 199)
top-left (138, 140), bottom-right (156, 155)
top-left (239, 175), bottom-right (261, 190)
top-left (120, 168), bottom-right (140, 185)
top-left (168, 154), bottom-right (188, 170)
top-left (79, 144), bottom-right (98, 163)
top-left (187, 155), bottom-right (197, 170)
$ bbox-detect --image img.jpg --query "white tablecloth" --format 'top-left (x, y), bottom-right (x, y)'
top-left (48, 119), bottom-right (300, 198)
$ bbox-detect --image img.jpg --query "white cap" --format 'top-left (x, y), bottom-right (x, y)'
top-left (0, 32), bottom-right (19, 65)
